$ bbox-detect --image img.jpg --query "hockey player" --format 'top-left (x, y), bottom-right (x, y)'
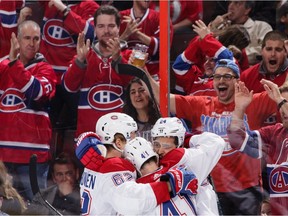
top-left (0, 20), bottom-right (57, 201)
top-left (151, 117), bottom-right (224, 215)
top-left (76, 112), bottom-right (198, 215)
top-left (63, 5), bottom-right (134, 137)
top-left (124, 129), bottom-right (225, 215)
top-left (123, 137), bottom-right (198, 215)
top-left (227, 79), bottom-right (288, 215)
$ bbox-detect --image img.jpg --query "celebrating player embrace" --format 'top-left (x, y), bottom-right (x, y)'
top-left (76, 112), bottom-right (197, 215)
top-left (76, 113), bottom-right (225, 215)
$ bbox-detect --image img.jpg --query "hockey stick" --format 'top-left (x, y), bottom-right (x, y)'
top-left (29, 154), bottom-right (63, 216)
top-left (116, 63), bottom-right (161, 119)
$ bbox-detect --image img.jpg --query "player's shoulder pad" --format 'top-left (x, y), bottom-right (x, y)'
top-left (100, 158), bottom-right (136, 173)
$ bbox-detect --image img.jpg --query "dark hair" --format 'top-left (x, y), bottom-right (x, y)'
top-left (94, 5), bottom-right (121, 27)
top-left (51, 152), bottom-right (78, 174)
top-left (123, 77), bottom-right (158, 126)
top-left (228, 0), bottom-right (255, 15)
top-left (244, 0), bottom-right (255, 15)
top-left (277, 2), bottom-right (288, 21)
top-left (262, 30), bottom-right (288, 49)
top-left (218, 24), bottom-right (250, 50)
top-left (244, 0), bottom-right (255, 8)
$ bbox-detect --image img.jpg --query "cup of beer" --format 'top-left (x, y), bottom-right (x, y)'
top-left (132, 43), bottom-right (148, 68)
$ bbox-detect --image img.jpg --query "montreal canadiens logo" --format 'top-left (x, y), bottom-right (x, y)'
top-left (42, 19), bottom-right (74, 46)
top-left (269, 165), bottom-right (288, 193)
top-left (0, 88), bottom-right (26, 112)
top-left (87, 84), bottom-right (124, 111)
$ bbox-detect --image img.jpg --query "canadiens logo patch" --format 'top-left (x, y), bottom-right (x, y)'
top-left (269, 165), bottom-right (288, 194)
top-left (87, 84), bottom-right (124, 111)
top-left (42, 19), bottom-right (74, 46)
top-left (0, 88), bottom-right (26, 112)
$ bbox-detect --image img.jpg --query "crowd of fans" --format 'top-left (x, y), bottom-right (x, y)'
top-left (0, 0), bottom-right (288, 215)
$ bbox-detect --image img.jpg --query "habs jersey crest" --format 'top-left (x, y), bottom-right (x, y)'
top-left (267, 163), bottom-right (288, 197)
top-left (83, 84), bottom-right (124, 111)
top-left (42, 19), bottom-right (75, 47)
top-left (0, 88), bottom-right (26, 112)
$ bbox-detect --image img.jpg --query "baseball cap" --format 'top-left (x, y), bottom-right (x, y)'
top-left (214, 59), bottom-right (240, 78)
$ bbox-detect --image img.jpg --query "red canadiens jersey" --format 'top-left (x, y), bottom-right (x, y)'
top-left (0, 56), bottom-right (57, 163)
top-left (188, 78), bottom-right (216, 96)
top-left (229, 123), bottom-right (288, 215)
top-left (39, 0), bottom-right (99, 84)
top-left (0, 0), bottom-right (24, 59)
top-left (63, 47), bottom-right (133, 137)
top-left (120, 8), bottom-right (173, 80)
top-left (150, 0), bottom-right (203, 25)
top-left (259, 124), bottom-right (288, 215)
top-left (240, 63), bottom-right (287, 126)
top-left (240, 63), bottom-right (288, 93)
top-left (175, 92), bottom-right (277, 192)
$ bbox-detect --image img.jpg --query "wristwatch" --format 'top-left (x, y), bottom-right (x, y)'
top-left (62, 7), bottom-right (70, 17)
top-left (277, 99), bottom-right (287, 111)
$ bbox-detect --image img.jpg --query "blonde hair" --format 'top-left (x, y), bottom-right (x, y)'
top-left (0, 161), bottom-right (27, 212)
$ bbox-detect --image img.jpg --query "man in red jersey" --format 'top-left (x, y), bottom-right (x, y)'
top-left (227, 79), bottom-right (288, 215)
top-left (241, 31), bottom-right (288, 94)
top-left (63, 5), bottom-right (133, 138)
top-left (0, 20), bottom-right (57, 201)
top-left (147, 58), bottom-right (278, 215)
top-left (241, 31), bottom-right (288, 126)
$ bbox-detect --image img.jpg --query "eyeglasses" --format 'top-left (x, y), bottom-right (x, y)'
top-left (152, 141), bottom-right (175, 150)
top-left (213, 74), bottom-right (236, 81)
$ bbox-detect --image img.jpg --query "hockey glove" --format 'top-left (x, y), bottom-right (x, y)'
top-left (160, 167), bottom-right (198, 198)
top-left (75, 132), bottom-right (106, 171)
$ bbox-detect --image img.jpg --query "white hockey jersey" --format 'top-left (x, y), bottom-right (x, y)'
top-left (79, 157), bottom-right (171, 215)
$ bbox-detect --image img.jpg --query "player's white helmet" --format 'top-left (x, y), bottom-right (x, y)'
top-left (151, 117), bottom-right (186, 147)
top-left (96, 112), bottom-right (138, 145)
top-left (123, 137), bottom-right (158, 175)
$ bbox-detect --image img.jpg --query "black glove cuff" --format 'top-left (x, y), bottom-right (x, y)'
top-left (160, 174), bottom-right (169, 182)
top-left (160, 174), bottom-right (174, 198)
